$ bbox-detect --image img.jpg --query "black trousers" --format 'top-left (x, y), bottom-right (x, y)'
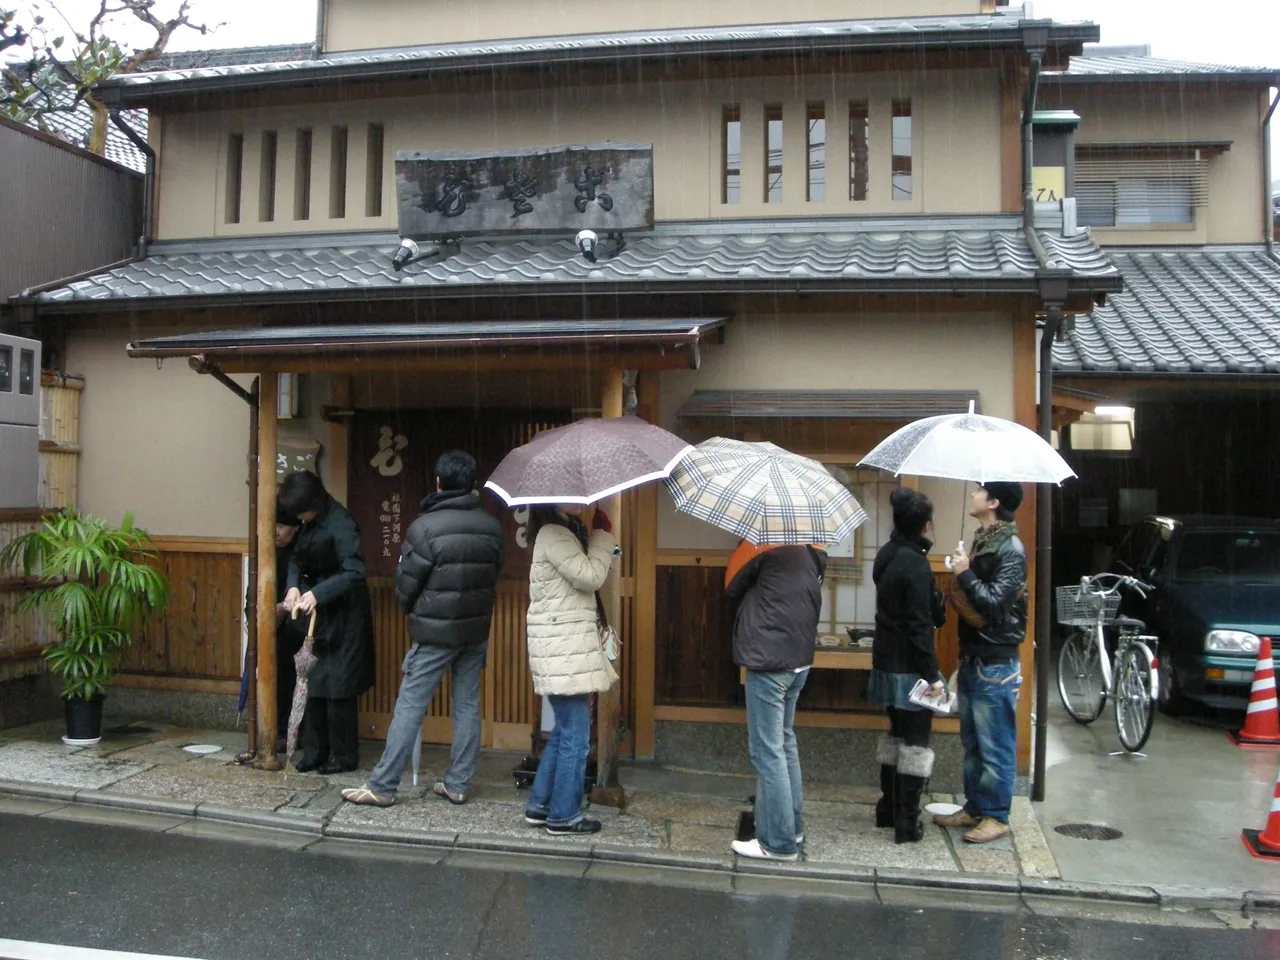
top-left (887, 705), bottom-right (933, 748)
top-left (300, 696), bottom-right (359, 766)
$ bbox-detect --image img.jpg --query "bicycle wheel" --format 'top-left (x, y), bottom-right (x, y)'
top-left (1057, 629), bottom-right (1106, 723)
top-left (1114, 646), bottom-right (1156, 752)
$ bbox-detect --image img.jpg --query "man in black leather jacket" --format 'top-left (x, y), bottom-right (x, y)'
top-left (933, 481), bottom-right (1026, 845)
top-left (343, 450), bottom-right (504, 808)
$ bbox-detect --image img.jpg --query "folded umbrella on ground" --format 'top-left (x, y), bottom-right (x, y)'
top-left (485, 415), bottom-right (692, 506)
top-left (665, 437), bottom-right (867, 546)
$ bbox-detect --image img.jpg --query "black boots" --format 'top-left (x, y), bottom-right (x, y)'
top-left (874, 736), bottom-right (901, 829)
top-left (894, 746), bottom-right (935, 844)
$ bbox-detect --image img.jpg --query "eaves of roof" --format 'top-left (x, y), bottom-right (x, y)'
top-left (95, 15), bottom-right (1100, 108)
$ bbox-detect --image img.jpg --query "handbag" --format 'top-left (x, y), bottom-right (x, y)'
top-left (595, 592), bottom-right (621, 662)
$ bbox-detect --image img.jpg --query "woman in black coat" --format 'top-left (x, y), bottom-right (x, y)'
top-left (279, 471), bottom-right (375, 774)
top-left (868, 488), bottom-right (946, 843)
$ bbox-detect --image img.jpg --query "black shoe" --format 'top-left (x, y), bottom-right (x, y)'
top-left (524, 810), bottom-right (548, 826)
top-left (294, 757), bottom-right (325, 773)
top-left (319, 759), bottom-right (357, 775)
top-left (546, 819), bottom-right (602, 836)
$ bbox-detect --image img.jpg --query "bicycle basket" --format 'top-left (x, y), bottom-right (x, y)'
top-left (1055, 585), bottom-right (1121, 627)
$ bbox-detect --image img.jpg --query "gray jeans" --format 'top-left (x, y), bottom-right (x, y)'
top-left (367, 641), bottom-right (486, 797)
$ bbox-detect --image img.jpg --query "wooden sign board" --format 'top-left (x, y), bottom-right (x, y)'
top-left (395, 142), bottom-right (654, 240)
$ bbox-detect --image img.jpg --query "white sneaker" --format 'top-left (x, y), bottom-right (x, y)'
top-left (731, 838), bottom-right (799, 861)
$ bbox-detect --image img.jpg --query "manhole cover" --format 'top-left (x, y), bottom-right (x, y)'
top-left (1054, 823), bottom-right (1123, 841)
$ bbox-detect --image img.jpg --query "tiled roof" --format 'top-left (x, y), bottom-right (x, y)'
top-left (30, 217), bottom-right (1120, 309)
top-left (1047, 54), bottom-right (1280, 82)
top-left (96, 12), bottom-right (1099, 104)
top-left (1053, 248), bottom-right (1280, 377)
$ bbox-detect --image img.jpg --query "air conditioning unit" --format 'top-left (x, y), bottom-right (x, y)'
top-left (0, 333), bottom-right (41, 508)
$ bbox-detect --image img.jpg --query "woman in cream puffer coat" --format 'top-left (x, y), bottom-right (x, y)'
top-left (523, 505), bottom-right (620, 836)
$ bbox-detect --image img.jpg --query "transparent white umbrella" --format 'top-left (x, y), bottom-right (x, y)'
top-left (858, 402), bottom-right (1075, 485)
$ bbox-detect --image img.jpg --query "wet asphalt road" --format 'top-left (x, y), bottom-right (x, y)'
top-left (0, 813), bottom-right (1276, 960)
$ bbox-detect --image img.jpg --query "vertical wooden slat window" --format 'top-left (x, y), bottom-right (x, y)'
top-left (722, 105), bottom-right (741, 205)
top-left (849, 100), bottom-right (869, 201)
top-left (258, 130), bottom-right (277, 222)
top-left (365, 123), bottom-right (384, 217)
top-left (224, 133), bottom-right (244, 224)
top-left (329, 125), bottom-right (349, 219)
top-left (764, 103), bottom-right (783, 204)
top-left (891, 99), bottom-right (913, 201)
top-left (294, 128), bottom-right (312, 221)
top-left (806, 101), bottom-right (825, 203)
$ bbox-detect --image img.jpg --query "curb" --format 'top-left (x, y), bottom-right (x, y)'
top-left (0, 780), bottom-right (1269, 917)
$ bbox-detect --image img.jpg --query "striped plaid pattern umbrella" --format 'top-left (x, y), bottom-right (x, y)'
top-left (664, 438), bottom-right (867, 546)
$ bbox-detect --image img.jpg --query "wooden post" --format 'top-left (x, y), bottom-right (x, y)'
top-left (632, 371), bottom-right (660, 759)
top-left (592, 368), bottom-right (626, 807)
top-left (254, 372), bottom-right (281, 770)
top-left (1012, 308), bottom-right (1038, 777)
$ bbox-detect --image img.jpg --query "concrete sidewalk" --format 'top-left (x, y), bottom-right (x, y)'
top-left (0, 715), bottom-right (1276, 923)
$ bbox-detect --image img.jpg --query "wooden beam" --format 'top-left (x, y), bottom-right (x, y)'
top-left (632, 371), bottom-right (660, 760)
top-left (592, 367), bottom-right (626, 807)
top-left (329, 375), bottom-right (351, 506)
top-left (113, 674), bottom-right (240, 696)
top-left (1013, 310), bottom-right (1037, 777)
top-left (213, 347), bottom-right (700, 376)
top-left (254, 372), bottom-right (281, 770)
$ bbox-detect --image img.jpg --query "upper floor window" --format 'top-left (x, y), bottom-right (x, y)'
top-left (1075, 153), bottom-right (1208, 229)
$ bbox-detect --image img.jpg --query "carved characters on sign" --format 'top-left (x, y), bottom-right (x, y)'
top-left (573, 166), bottom-right (614, 213)
top-left (499, 169), bottom-right (539, 218)
top-left (370, 426), bottom-right (409, 477)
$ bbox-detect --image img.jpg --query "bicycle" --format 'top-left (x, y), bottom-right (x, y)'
top-left (1055, 573), bottom-right (1161, 754)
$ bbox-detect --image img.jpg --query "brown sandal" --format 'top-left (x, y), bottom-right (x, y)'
top-left (432, 781), bottom-right (466, 805)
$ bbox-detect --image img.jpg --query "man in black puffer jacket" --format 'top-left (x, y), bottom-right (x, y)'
top-left (343, 451), bottom-right (504, 808)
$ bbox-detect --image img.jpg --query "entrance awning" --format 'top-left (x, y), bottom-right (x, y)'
top-left (125, 317), bottom-right (728, 372)
top-left (677, 389), bottom-right (980, 421)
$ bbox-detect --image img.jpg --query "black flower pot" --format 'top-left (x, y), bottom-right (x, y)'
top-left (63, 694), bottom-right (105, 745)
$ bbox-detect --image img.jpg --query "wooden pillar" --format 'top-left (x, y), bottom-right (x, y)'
top-left (632, 371), bottom-right (660, 759)
top-left (1013, 307), bottom-right (1038, 776)
top-left (592, 368), bottom-right (626, 806)
top-left (254, 372), bottom-right (281, 770)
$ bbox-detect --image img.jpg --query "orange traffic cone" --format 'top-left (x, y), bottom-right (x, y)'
top-left (1242, 763), bottom-right (1280, 861)
top-left (1228, 637), bottom-right (1280, 748)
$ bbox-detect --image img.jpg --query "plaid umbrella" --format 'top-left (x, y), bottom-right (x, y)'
top-left (284, 608), bottom-right (317, 775)
top-left (485, 415), bottom-right (691, 506)
top-left (664, 438), bottom-right (867, 546)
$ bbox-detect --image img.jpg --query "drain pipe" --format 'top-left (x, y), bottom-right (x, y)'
top-left (109, 111), bottom-right (156, 258)
top-left (1264, 88), bottom-right (1279, 264)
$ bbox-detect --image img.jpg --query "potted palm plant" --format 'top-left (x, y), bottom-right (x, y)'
top-left (0, 510), bottom-right (168, 745)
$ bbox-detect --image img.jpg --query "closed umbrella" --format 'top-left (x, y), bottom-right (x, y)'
top-left (485, 415), bottom-right (691, 506)
top-left (858, 402), bottom-right (1074, 485)
top-left (284, 608), bottom-right (318, 775)
top-left (665, 438), bottom-right (867, 546)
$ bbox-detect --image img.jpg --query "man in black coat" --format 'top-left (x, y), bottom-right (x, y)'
top-left (343, 450), bottom-right (504, 807)
top-left (934, 481), bottom-right (1027, 846)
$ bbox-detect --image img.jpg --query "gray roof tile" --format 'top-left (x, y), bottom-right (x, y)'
top-left (1053, 248), bottom-right (1280, 376)
top-left (1047, 54), bottom-right (1280, 82)
top-left (98, 12), bottom-right (1098, 103)
top-left (32, 217), bottom-right (1119, 308)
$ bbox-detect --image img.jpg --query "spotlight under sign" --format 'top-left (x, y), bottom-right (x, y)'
top-left (395, 142), bottom-right (654, 240)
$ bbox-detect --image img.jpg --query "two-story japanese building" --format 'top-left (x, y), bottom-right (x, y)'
top-left (11, 1), bottom-right (1124, 786)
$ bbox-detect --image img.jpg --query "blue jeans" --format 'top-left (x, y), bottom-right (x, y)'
top-left (367, 642), bottom-right (486, 797)
top-left (958, 659), bottom-right (1021, 824)
top-left (526, 694), bottom-right (592, 826)
top-left (745, 668), bottom-right (808, 856)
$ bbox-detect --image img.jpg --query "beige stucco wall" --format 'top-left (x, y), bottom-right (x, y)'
top-left (323, 0), bottom-right (985, 51)
top-left (1040, 83), bottom-right (1267, 246)
top-left (154, 67), bottom-right (1001, 241)
top-left (657, 310), bottom-right (1016, 553)
top-left (65, 321), bottom-right (335, 539)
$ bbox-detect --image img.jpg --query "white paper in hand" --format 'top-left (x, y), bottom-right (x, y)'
top-left (909, 679), bottom-right (957, 715)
